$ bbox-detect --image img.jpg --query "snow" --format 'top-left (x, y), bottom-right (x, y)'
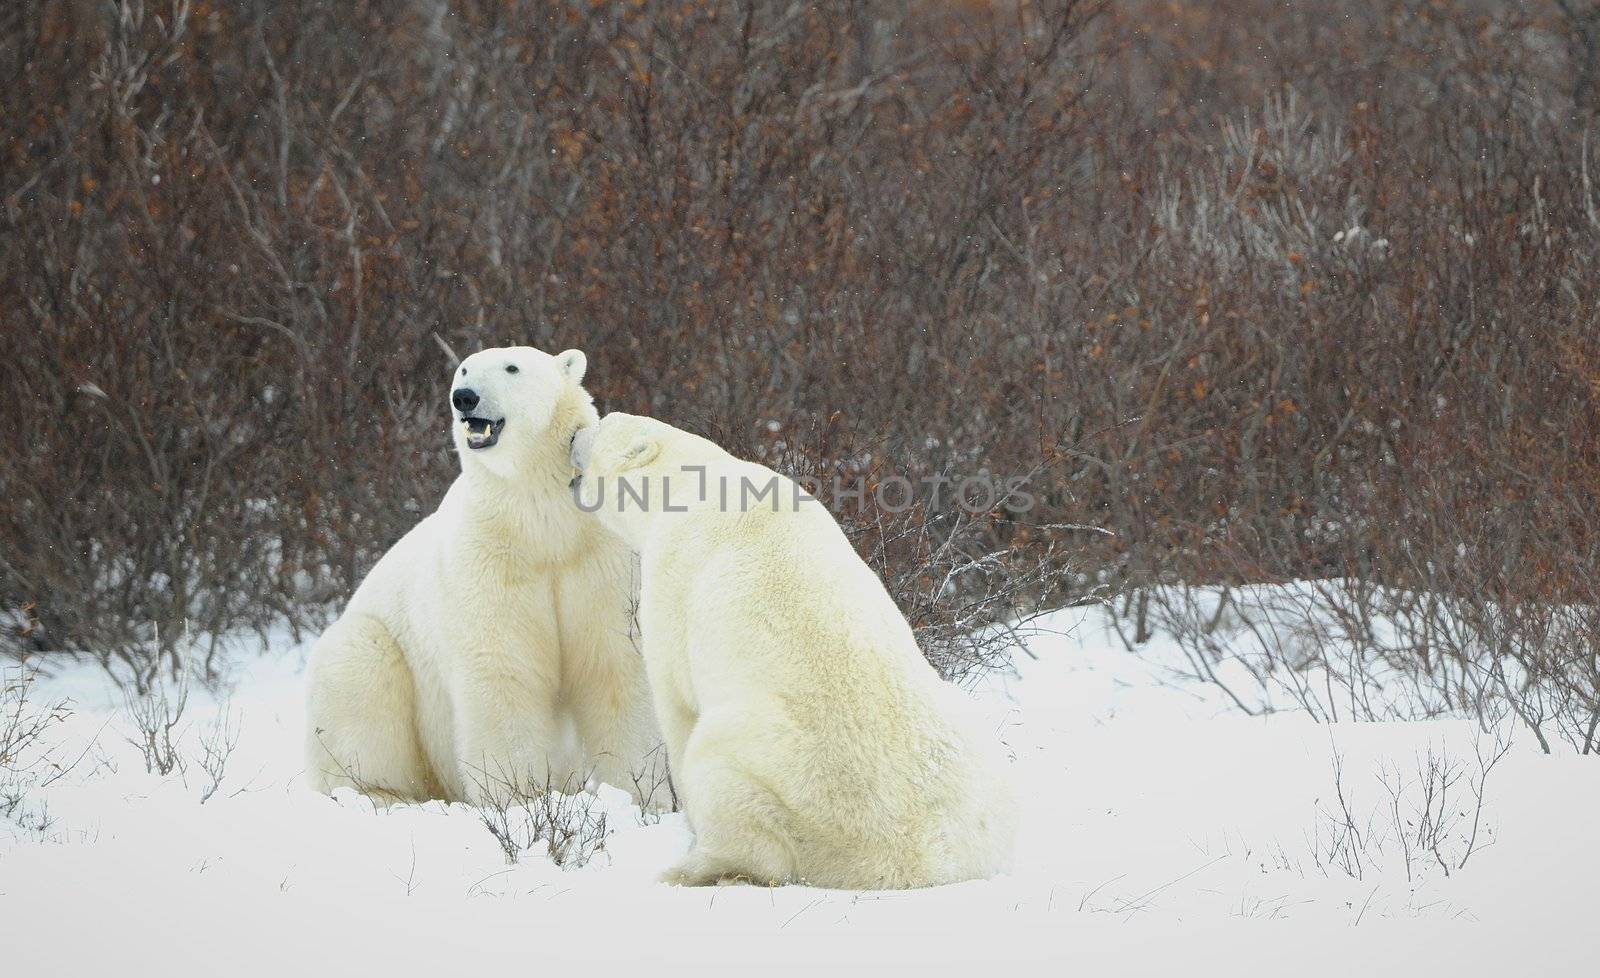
top-left (3, 598), bottom-right (1596, 975)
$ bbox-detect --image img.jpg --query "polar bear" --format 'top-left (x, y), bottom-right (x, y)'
top-left (569, 413), bottom-right (1017, 888)
top-left (304, 347), bottom-right (660, 807)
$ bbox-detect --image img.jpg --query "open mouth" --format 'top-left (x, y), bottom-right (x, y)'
top-left (459, 417), bottom-right (505, 450)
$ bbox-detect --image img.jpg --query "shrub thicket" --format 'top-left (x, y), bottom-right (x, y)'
top-left (3, 1), bottom-right (1598, 743)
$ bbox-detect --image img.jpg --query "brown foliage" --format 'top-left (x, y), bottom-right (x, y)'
top-left (1, 0), bottom-right (1598, 730)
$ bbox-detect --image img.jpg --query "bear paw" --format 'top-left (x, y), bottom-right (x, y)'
top-left (660, 852), bottom-right (772, 887)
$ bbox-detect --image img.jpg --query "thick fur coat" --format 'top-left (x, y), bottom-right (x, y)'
top-left (571, 413), bottom-right (1016, 887)
top-left (305, 348), bottom-right (658, 806)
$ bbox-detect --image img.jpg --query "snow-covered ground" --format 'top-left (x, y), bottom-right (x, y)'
top-left (3, 600), bottom-right (1595, 975)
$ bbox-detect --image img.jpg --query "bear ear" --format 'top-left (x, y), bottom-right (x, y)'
top-left (555, 349), bottom-right (588, 384)
top-left (619, 438), bottom-right (660, 470)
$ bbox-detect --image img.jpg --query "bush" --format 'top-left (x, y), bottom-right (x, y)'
top-left (2, 0), bottom-right (1599, 740)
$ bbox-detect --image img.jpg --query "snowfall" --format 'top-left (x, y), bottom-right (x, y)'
top-left (2, 594), bottom-right (1595, 976)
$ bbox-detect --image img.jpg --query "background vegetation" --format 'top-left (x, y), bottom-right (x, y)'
top-left (3, 0), bottom-right (1598, 748)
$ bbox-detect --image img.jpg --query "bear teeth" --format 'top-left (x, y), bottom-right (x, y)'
top-left (460, 417), bottom-right (500, 449)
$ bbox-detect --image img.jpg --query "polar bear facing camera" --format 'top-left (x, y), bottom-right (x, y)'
top-left (304, 347), bottom-right (659, 807)
top-left (570, 413), bottom-right (1017, 888)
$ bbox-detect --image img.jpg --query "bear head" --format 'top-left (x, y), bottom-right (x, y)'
top-left (450, 345), bottom-right (593, 484)
top-left (569, 412), bottom-right (682, 541)
top-left (570, 412), bottom-right (784, 544)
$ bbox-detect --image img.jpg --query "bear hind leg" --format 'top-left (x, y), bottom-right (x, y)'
top-left (305, 614), bottom-right (440, 803)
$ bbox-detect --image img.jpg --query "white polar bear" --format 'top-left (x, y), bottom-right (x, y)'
top-left (570, 413), bottom-right (1017, 888)
top-left (304, 347), bottom-right (660, 807)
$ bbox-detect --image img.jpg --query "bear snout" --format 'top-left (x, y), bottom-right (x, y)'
top-left (570, 425), bottom-right (598, 471)
top-left (451, 387), bottom-right (480, 413)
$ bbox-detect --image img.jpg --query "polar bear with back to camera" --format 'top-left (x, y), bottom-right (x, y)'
top-left (570, 412), bottom-right (1018, 888)
top-left (304, 346), bottom-right (660, 807)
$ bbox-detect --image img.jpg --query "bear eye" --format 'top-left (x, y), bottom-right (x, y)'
top-left (505, 365), bottom-right (519, 374)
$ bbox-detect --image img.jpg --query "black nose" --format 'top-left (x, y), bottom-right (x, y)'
top-left (451, 388), bottom-right (479, 413)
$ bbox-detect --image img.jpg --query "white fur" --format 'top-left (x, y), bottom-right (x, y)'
top-left (305, 347), bottom-right (660, 806)
top-left (571, 413), bottom-right (1017, 888)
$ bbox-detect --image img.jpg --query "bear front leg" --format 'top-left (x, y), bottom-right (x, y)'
top-left (661, 731), bottom-right (795, 887)
top-left (651, 686), bottom-right (697, 796)
top-left (452, 673), bottom-right (577, 806)
top-left (567, 636), bottom-right (671, 810)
